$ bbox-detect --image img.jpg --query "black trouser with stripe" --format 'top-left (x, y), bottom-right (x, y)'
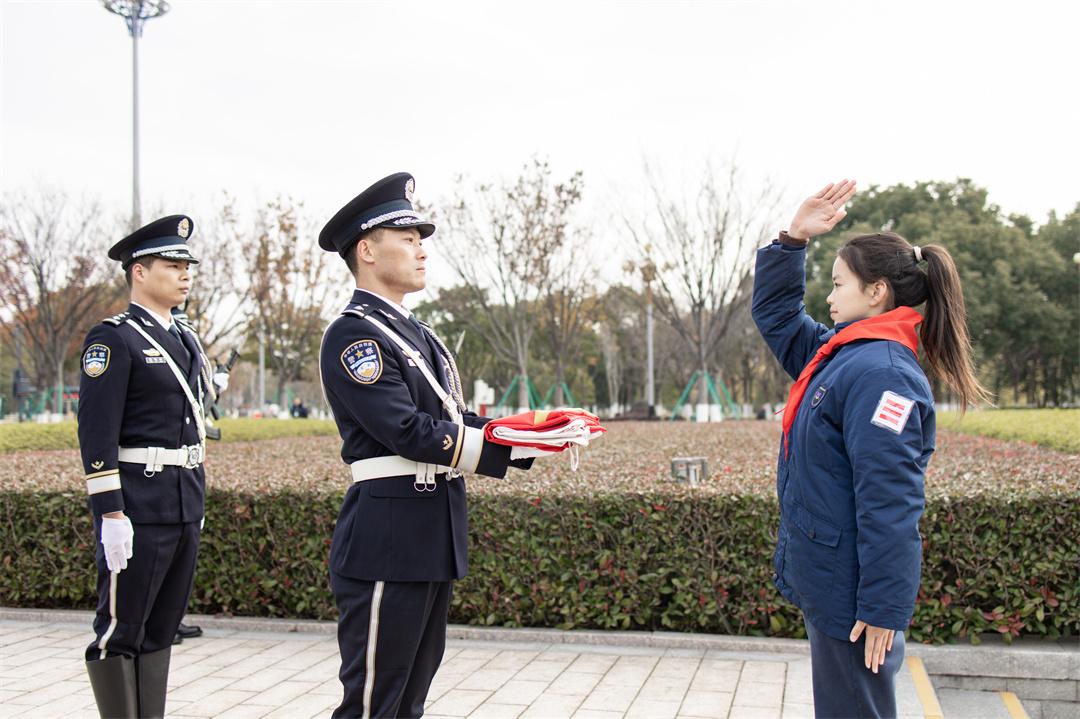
top-left (85, 519), bottom-right (200, 661)
top-left (330, 573), bottom-right (452, 719)
top-left (805, 615), bottom-right (906, 719)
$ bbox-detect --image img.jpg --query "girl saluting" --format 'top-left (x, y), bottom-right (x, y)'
top-left (752, 180), bottom-right (989, 719)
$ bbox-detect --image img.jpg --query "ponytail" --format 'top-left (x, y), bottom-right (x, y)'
top-left (918, 244), bottom-right (992, 412)
top-left (838, 233), bottom-right (992, 411)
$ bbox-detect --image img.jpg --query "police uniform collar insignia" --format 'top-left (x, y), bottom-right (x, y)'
top-left (140, 317), bottom-right (154, 326)
top-left (91, 460), bottom-right (104, 469)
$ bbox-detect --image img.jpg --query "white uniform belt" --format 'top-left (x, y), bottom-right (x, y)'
top-left (350, 455), bottom-right (452, 492)
top-left (118, 445), bottom-right (205, 473)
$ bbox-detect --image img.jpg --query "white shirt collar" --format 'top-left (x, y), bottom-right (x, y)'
top-left (355, 288), bottom-right (412, 320)
top-left (131, 301), bottom-right (175, 331)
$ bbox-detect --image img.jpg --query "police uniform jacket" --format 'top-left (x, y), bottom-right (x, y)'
top-left (320, 290), bottom-right (522, 583)
top-left (78, 303), bottom-right (206, 524)
top-left (751, 240), bottom-right (936, 641)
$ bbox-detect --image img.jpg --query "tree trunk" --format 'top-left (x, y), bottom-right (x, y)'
top-left (553, 359), bottom-right (566, 407)
top-left (55, 356), bottom-right (64, 415)
top-left (516, 356), bottom-right (530, 410)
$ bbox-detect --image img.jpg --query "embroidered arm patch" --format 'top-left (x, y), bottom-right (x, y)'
top-left (83, 344), bottom-right (111, 377)
top-left (870, 390), bottom-right (915, 434)
top-left (341, 339), bottom-right (383, 384)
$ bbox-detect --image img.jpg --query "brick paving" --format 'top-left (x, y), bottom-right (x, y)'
top-left (0, 616), bottom-right (924, 718)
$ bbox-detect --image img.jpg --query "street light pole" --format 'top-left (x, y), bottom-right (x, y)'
top-left (101, 1), bottom-right (170, 230)
top-left (642, 261), bottom-right (656, 418)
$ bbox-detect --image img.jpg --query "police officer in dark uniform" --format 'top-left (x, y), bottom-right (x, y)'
top-left (78, 215), bottom-right (206, 718)
top-left (318, 173), bottom-right (532, 719)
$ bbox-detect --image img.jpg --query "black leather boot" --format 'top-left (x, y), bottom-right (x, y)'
top-left (135, 647), bottom-right (171, 719)
top-left (86, 654), bottom-right (138, 718)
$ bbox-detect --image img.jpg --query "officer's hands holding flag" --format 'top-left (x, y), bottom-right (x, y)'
top-left (100, 513), bottom-right (134, 573)
top-left (483, 408), bottom-right (606, 469)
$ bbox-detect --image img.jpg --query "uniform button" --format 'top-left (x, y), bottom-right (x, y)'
top-left (771, 572), bottom-right (778, 581)
top-left (185, 417), bottom-right (191, 424)
top-left (808, 529), bottom-right (816, 539)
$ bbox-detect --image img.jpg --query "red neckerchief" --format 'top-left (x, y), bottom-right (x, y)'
top-left (782, 306), bottom-right (922, 458)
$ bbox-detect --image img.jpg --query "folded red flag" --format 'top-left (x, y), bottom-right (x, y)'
top-left (484, 408), bottom-right (606, 451)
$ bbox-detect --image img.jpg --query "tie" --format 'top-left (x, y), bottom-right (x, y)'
top-left (409, 316), bottom-right (466, 413)
top-left (168, 324), bottom-right (191, 363)
top-left (780, 306), bottom-right (922, 458)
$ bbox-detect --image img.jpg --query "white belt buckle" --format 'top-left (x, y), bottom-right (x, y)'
top-left (181, 444), bottom-right (203, 469)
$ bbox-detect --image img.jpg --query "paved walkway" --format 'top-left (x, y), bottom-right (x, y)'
top-left (0, 614), bottom-right (929, 719)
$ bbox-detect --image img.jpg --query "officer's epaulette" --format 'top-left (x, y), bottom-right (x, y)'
top-left (102, 311), bottom-right (131, 326)
top-left (341, 303), bottom-right (370, 319)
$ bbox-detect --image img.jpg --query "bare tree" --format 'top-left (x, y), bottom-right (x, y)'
top-left (622, 162), bottom-right (780, 409)
top-left (536, 215), bottom-right (594, 406)
top-left (245, 197), bottom-right (333, 406)
top-left (0, 190), bottom-right (123, 414)
top-left (183, 192), bottom-right (251, 358)
top-left (437, 158), bottom-right (585, 410)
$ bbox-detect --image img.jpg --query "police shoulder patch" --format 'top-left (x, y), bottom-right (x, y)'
top-left (341, 339), bottom-right (383, 384)
top-left (83, 343), bottom-right (111, 377)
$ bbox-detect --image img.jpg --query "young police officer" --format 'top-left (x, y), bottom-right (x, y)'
top-left (318, 173), bottom-right (532, 719)
top-left (79, 215), bottom-right (206, 718)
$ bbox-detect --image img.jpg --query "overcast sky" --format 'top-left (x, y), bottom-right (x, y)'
top-left (2, 0), bottom-right (1077, 298)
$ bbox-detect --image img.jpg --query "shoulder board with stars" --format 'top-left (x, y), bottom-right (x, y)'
top-left (102, 311), bottom-right (131, 326)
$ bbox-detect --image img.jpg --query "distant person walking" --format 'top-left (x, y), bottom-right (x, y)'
top-left (752, 180), bottom-right (989, 718)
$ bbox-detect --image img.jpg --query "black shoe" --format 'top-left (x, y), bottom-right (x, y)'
top-left (176, 622), bottom-right (203, 639)
top-left (86, 655), bottom-right (139, 718)
top-left (172, 632), bottom-right (183, 645)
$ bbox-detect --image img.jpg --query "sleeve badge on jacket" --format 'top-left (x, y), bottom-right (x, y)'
top-left (341, 339), bottom-right (383, 384)
top-left (870, 391), bottom-right (915, 434)
top-left (82, 344), bottom-right (111, 377)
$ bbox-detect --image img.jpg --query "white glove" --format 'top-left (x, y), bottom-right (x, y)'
top-left (212, 372), bottom-right (230, 392)
top-left (510, 446), bottom-right (558, 460)
top-left (101, 517), bottom-right (134, 573)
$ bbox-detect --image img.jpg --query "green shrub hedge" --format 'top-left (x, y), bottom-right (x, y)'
top-left (4, 487), bottom-right (1076, 645)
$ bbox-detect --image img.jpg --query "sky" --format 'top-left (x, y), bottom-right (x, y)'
top-left (2, 0), bottom-right (1078, 300)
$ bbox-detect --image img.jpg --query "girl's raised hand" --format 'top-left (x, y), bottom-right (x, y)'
top-left (788, 179), bottom-right (857, 240)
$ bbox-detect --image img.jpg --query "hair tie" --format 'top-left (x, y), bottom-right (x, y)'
top-left (913, 246), bottom-right (924, 263)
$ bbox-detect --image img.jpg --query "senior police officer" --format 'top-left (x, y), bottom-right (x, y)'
top-left (78, 215), bottom-right (207, 718)
top-left (318, 173), bottom-right (533, 719)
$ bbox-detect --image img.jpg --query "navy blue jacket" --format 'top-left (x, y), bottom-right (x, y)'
top-left (319, 289), bottom-right (527, 582)
top-left (77, 303), bottom-right (206, 524)
top-left (752, 240), bottom-right (935, 641)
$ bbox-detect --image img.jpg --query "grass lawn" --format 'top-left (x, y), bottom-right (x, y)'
top-left (938, 408), bottom-right (1079, 454)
